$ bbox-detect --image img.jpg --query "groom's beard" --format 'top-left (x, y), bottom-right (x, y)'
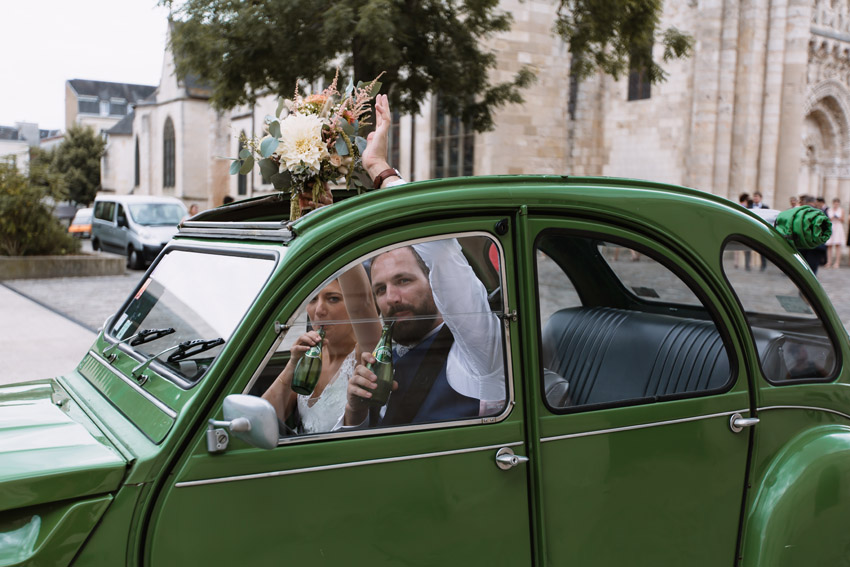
top-left (385, 297), bottom-right (440, 345)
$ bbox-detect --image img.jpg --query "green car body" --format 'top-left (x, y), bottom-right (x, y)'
top-left (2, 175), bottom-right (848, 566)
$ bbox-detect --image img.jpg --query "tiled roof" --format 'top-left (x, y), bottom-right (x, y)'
top-left (107, 111), bottom-right (135, 135)
top-left (68, 79), bottom-right (156, 103)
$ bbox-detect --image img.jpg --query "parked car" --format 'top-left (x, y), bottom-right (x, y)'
top-left (67, 207), bottom-right (93, 238)
top-left (91, 195), bottom-right (187, 269)
top-left (3, 176), bottom-right (846, 566)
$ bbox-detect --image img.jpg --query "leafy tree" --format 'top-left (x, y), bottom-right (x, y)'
top-left (162, 0), bottom-right (536, 132)
top-left (53, 125), bottom-right (106, 206)
top-left (555, 0), bottom-right (693, 84)
top-left (0, 161), bottom-right (79, 256)
top-left (28, 146), bottom-right (67, 202)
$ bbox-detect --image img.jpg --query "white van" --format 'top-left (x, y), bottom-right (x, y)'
top-left (91, 195), bottom-right (187, 269)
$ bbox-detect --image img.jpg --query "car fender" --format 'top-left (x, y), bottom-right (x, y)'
top-left (741, 424), bottom-right (850, 566)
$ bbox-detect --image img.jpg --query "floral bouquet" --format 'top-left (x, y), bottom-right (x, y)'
top-left (230, 71), bottom-right (383, 220)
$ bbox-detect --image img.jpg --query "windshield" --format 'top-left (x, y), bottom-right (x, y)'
top-left (109, 249), bottom-right (276, 383)
top-left (128, 203), bottom-right (186, 226)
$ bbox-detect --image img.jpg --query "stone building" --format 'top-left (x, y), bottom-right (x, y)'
top-left (65, 79), bottom-right (156, 134)
top-left (102, 0), bottom-right (850, 211)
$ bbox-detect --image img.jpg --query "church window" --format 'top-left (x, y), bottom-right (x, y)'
top-left (627, 46), bottom-right (652, 101)
top-left (628, 67), bottom-right (651, 101)
top-left (163, 118), bottom-right (175, 188)
top-left (389, 109), bottom-right (401, 175)
top-left (134, 137), bottom-right (140, 188)
top-left (238, 132), bottom-right (248, 196)
top-left (431, 96), bottom-right (474, 179)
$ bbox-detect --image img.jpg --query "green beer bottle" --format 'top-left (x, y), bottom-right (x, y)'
top-left (367, 322), bottom-right (395, 406)
top-left (290, 327), bottom-right (325, 396)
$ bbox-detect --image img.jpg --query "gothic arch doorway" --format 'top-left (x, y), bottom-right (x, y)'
top-left (801, 80), bottom-right (850, 202)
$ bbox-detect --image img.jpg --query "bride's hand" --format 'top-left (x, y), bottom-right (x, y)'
top-left (289, 330), bottom-right (325, 365)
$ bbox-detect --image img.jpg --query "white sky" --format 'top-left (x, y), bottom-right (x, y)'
top-left (0, 0), bottom-right (171, 131)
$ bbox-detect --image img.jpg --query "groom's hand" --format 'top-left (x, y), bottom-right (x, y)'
top-left (362, 94), bottom-right (393, 180)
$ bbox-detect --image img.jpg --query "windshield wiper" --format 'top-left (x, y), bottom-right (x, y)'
top-left (104, 327), bottom-right (175, 358)
top-left (132, 337), bottom-right (225, 381)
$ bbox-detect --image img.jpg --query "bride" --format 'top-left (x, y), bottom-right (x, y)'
top-left (262, 266), bottom-right (381, 434)
top-left (262, 93), bottom-right (394, 433)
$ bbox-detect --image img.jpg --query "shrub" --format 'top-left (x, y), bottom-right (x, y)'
top-left (0, 161), bottom-right (80, 256)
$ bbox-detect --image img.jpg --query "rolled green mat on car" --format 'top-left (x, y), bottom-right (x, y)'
top-left (774, 205), bottom-right (832, 249)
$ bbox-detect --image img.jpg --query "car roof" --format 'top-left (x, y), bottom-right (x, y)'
top-left (178, 175), bottom-right (771, 246)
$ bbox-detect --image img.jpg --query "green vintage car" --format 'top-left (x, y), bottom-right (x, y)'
top-left (2, 176), bottom-right (846, 567)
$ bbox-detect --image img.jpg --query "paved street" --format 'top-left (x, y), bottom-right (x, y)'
top-left (2, 258), bottom-right (850, 385)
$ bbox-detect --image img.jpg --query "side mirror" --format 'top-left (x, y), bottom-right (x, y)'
top-left (207, 394), bottom-right (279, 452)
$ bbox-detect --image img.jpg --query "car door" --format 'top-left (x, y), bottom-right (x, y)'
top-left (524, 218), bottom-right (753, 566)
top-left (145, 218), bottom-right (535, 566)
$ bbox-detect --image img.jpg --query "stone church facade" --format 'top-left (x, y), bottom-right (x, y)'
top-left (102, 0), bottom-right (850, 211)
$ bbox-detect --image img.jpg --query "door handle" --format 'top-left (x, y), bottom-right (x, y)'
top-left (495, 447), bottom-right (529, 470)
top-left (729, 412), bottom-right (759, 433)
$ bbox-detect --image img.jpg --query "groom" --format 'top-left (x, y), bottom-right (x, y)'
top-left (342, 95), bottom-right (504, 427)
top-left (343, 242), bottom-right (504, 427)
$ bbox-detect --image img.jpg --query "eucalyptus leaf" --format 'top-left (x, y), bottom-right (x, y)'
top-left (341, 120), bottom-right (354, 137)
top-left (239, 148), bottom-right (252, 159)
top-left (264, 114), bottom-right (276, 124)
top-left (270, 171), bottom-right (292, 190)
top-left (229, 160), bottom-right (241, 175)
top-left (334, 137), bottom-right (349, 156)
top-left (260, 136), bottom-right (278, 158)
top-left (269, 121), bottom-right (281, 139)
top-left (276, 98), bottom-right (286, 118)
top-left (239, 156), bottom-right (254, 175)
top-left (355, 136), bottom-right (367, 155)
top-left (258, 158), bottom-right (278, 182)
top-left (345, 78), bottom-right (354, 96)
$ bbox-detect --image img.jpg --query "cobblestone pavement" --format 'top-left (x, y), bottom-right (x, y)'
top-left (4, 273), bottom-right (143, 332)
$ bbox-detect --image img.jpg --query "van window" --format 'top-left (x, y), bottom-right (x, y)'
top-left (94, 201), bottom-right (115, 222)
top-left (129, 203), bottom-right (185, 226)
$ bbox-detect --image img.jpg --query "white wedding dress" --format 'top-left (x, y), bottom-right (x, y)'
top-left (296, 350), bottom-right (356, 434)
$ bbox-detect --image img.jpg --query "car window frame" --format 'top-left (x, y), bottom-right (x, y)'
top-left (720, 235), bottom-right (842, 385)
top-left (241, 229), bottom-right (517, 446)
top-left (533, 226), bottom-right (741, 416)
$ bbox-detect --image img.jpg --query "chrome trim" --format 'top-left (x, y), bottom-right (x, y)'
top-left (242, 230), bottom-right (517, 443)
top-left (539, 409), bottom-right (749, 443)
top-left (88, 351), bottom-right (178, 419)
top-left (175, 441), bottom-right (525, 488)
top-left (757, 405), bottom-right (850, 422)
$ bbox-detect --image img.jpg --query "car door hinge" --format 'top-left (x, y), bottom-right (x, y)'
top-left (499, 310), bottom-right (518, 325)
top-left (274, 321), bottom-right (290, 335)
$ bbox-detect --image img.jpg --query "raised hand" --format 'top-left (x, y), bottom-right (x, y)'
top-left (362, 94), bottom-right (392, 179)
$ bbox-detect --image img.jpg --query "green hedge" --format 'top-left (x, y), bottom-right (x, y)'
top-left (0, 162), bottom-right (80, 256)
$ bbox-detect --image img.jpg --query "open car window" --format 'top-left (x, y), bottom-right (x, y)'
top-left (109, 249), bottom-right (276, 384)
top-left (536, 232), bottom-right (733, 412)
top-left (249, 234), bottom-right (509, 438)
top-left (721, 240), bottom-right (838, 382)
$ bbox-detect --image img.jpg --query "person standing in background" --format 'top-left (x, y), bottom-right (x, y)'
top-left (826, 198), bottom-right (846, 269)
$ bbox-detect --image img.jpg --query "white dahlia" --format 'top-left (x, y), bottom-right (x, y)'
top-left (276, 114), bottom-right (329, 173)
